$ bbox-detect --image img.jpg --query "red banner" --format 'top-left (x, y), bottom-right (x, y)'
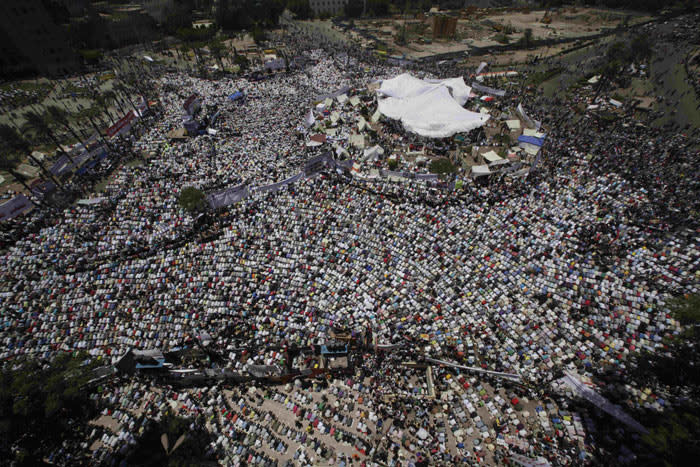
top-left (106, 111), bottom-right (135, 138)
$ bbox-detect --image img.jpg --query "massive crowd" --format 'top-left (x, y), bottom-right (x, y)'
top-left (1, 13), bottom-right (699, 467)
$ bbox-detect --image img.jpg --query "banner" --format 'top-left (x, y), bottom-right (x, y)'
top-left (31, 180), bottom-right (56, 198)
top-left (207, 184), bottom-right (249, 209)
top-left (253, 173), bottom-right (303, 195)
top-left (50, 155), bottom-right (73, 177)
top-left (0, 194), bottom-right (32, 222)
top-left (304, 152), bottom-right (336, 176)
top-left (106, 112), bottom-right (135, 138)
top-left (471, 82), bottom-right (506, 97)
top-left (517, 103), bottom-right (541, 130)
top-left (51, 144), bottom-right (108, 176)
top-left (475, 62), bottom-right (488, 75)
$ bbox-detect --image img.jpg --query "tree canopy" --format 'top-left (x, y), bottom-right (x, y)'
top-left (429, 158), bottom-right (457, 175)
top-left (178, 187), bottom-right (206, 213)
top-left (118, 413), bottom-right (215, 466)
top-left (0, 353), bottom-right (100, 464)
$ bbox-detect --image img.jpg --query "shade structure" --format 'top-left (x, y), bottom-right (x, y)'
top-left (379, 73), bottom-right (472, 106)
top-left (378, 74), bottom-right (489, 138)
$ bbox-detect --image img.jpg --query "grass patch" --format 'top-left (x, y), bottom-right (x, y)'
top-left (494, 33), bottom-right (510, 45)
top-left (528, 67), bottom-right (564, 87)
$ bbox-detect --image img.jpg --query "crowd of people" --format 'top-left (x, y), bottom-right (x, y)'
top-left (1, 12), bottom-right (699, 467)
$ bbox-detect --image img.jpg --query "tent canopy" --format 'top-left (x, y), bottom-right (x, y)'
top-left (472, 164), bottom-right (492, 177)
top-left (482, 151), bottom-right (504, 163)
top-left (379, 73), bottom-right (472, 106)
top-left (518, 135), bottom-right (545, 147)
top-left (377, 74), bottom-right (488, 138)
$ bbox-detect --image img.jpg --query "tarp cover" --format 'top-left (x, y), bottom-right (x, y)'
top-left (379, 73), bottom-right (472, 106)
top-left (518, 135), bottom-right (545, 147)
top-left (482, 151), bottom-right (504, 163)
top-left (472, 164), bottom-right (492, 177)
top-left (378, 74), bottom-right (488, 138)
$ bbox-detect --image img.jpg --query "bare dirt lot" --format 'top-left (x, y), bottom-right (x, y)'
top-left (346, 7), bottom-right (650, 60)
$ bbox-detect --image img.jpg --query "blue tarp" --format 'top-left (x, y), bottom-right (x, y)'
top-left (228, 92), bottom-right (245, 101)
top-left (517, 135), bottom-right (545, 147)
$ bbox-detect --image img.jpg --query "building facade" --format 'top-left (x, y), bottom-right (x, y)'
top-left (0, 0), bottom-right (80, 77)
top-left (309, 0), bottom-right (350, 16)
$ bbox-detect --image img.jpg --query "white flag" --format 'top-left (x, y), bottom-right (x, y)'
top-left (304, 109), bottom-right (315, 128)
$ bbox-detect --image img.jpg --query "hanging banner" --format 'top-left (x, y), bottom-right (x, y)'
top-left (207, 184), bottom-right (249, 209)
top-left (517, 103), bottom-right (541, 130)
top-left (106, 112), bottom-right (135, 138)
top-left (253, 173), bottom-right (303, 195)
top-left (304, 152), bottom-right (336, 176)
top-left (471, 82), bottom-right (506, 97)
top-left (0, 194), bottom-right (32, 222)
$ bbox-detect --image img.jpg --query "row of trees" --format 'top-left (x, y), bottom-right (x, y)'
top-left (0, 60), bottom-right (156, 205)
top-left (217, 0), bottom-right (285, 31)
top-left (0, 352), bottom-right (100, 464)
top-left (594, 34), bottom-right (652, 98)
top-left (637, 295), bottom-right (700, 465)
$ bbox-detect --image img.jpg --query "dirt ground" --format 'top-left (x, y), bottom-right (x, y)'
top-left (349, 7), bottom-right (650, 61)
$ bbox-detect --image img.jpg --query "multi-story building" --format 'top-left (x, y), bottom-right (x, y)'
top-left (0, 0), bottom-right (80, 77)
top-left (309, 0), bottom-right (350, 16)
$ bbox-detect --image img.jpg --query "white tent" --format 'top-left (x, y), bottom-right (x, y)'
top-left (377, 75), bottom-right (488, 138)
top-left (349, 134), bottom-right (365, 149)
top-left (523, 128), bottom-right (546, 138)
top-left (378, 73), bottom-right (472, 106)
top-left (357, 116), bottom-right (368, 131)
top-left (304, 110), bottom-right (315, 128)
top-left (482, 151), bottom-right (504, 163)
top-left (505, 119), bottom-right (521, 130)
top-left (471, 164), bottom-right (492, 177)
top-left (363, 145), bottom-right (384, 161)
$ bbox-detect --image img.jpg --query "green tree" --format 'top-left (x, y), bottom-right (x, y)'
top-left (23, 110), bottom-right (75, 163)
top-left (521, 28), bottom-right (534, 48)
top-left (0, 130), bottom-right (42, 206)
top-left (178, 186), bottom-right (206, 213)
top-left (642, 410), bottom-right (700, 467)
top-left (344, 0), bottom-right (364, 18)
top-left (0, 353), bottom-right (100, 464)
top-left (119, 414), bottom-right (215, 466)
top-left (209, 38), bottom-right (226, 69)
top-left (429, 158), bottom-right (457, 177)
top-left (253, 24), bottom-right (267, 44)
top-left (630, 34), bottom-right (652, 61)
top-left (288, 0), bottom-right (313, 20)
top-left (46, 105), bottom-right (87, 145)
top-left (0, 123), bottom-right (65, 191)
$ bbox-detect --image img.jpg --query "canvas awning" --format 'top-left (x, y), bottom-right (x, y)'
top-left (377, 74), bottom-right (488, 138)
top-left (505, 119), bottom-right (521, 130)
top-left (471, 164), bottom-right (492, 177)
top-left (482, 151), bottom-right (503, 163)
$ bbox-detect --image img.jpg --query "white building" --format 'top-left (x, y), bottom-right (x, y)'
top-left (309, 0), bottom-right (350, 16)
